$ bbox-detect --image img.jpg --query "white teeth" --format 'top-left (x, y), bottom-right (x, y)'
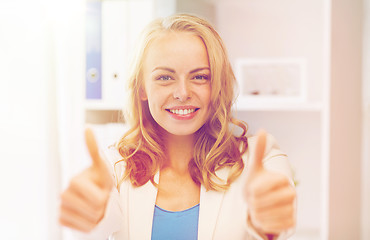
top-left (169, 109), bottom-right (195, 115)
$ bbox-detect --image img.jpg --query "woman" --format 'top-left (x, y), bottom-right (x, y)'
top-left (59, 14), bottom-right (296, 240)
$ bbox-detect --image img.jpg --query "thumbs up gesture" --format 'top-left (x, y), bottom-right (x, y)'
top-left (244, 130), bottom-right (296, 236)
top-left (59, 129), bottom-right (114, 232)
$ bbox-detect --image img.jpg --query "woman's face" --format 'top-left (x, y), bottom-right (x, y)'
top-left (141, 31), bottom-right (211, 136)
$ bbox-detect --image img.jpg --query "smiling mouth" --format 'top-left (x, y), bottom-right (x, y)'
top-left (165, 108), bottom-right (200, 115)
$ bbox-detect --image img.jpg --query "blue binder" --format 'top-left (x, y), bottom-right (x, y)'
top-left (86, 0), bottom-right (102, 99)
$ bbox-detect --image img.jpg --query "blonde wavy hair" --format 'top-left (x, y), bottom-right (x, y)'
top-left (116, 13), bottom-right (248, 191)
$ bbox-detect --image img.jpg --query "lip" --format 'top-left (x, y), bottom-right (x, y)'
top-left (166, 105), bottom-right (199, 111)
top-left (165, 105), bottom-right (200, 120)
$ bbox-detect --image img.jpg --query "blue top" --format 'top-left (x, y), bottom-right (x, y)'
top-left (151, 204), bottom-right (200, 240)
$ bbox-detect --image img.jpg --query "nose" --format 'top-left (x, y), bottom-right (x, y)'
top-left (173, 79), bottom-right (191, 102)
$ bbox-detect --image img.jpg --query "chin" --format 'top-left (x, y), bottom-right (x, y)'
top-left (162, 123), bottom-right (203, 137)
top-left (165, 128), bottom-right (198, 136)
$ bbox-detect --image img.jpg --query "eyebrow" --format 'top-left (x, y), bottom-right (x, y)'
top-left (152, 67), bottom-right (210, 74)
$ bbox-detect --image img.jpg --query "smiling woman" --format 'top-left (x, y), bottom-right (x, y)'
top-left (59, 13), bottom-right (296, 240)
top-left (119, 15), bottom-right (246, 192)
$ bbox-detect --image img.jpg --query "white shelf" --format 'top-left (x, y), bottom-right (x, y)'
top-left (85, 100), bottom-right (124, 111)
top-left (235, 100), bottom-right (322, 112)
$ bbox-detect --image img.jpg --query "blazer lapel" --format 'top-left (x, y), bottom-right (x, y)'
top-left (198, 167), bottom-right (230, 240)
top-left (127, 168), bottom-right (230, 240)
top-left (128, 172), bottom-right (159, 240)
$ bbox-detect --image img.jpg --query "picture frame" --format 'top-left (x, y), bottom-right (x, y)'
top-left (234, 58), bottom-right (307, 103)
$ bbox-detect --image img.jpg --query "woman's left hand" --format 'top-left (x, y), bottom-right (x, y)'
top-left (243, 130), bottom-right (296, 236)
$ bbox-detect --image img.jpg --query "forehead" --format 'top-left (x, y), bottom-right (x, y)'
top-left (143, 31), bottom-right (210, 70)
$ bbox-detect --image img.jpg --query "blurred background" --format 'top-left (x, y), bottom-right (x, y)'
top-left (0, 0), bottom-right (368, 239)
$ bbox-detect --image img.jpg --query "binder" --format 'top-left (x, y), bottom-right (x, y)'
top-left (101, 0), bottom-right (154, 107)
top-left (86, 0), bottom-right (102, 100)
top-left (101, 0), bottom-right (129, 106)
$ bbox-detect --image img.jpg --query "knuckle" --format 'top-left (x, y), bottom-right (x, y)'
top-left (59, 203), bottom-right (65, 214)
top-left (287, 206), bottom-right (295, 216)
top-left (69, 176), bottom-right (81, 189)
top-left (245, 190), bottom-right (253, 202)
top-left (251, 216), bottom-right (263, 229)
top-left (86, 221), bottom-right (97, 232)
top-left (249, 184), bottom-right (258, 195)
top-left (279, 174), bottom-right (290, 183)
top-left (92, 208), bottom-right (104, 223)
top-left (94, 194), bottom-right (107, 208)
top-left (91, 215), bottom-right (100, 224)
top-left (247, 195), bottom-right (258, 208)
top-left (249, 210), bottom-right (257, 221)
top-left (281, 218), bottom-right (295, 230)
top-left (81, 224), bottom-right (94, 233)
top-left (253, 211), bottom-right (263, 221)
top-left (288, 218), bottom-right (296, 228)
top-left (260, 224), bottom-right (272, 234)
top-left (288, 188), bottom-right (297, 200)
top-left (288, 192), bottom-right (296, 202)
top-left (246, 184), bottom-right (258, 199)
top-left (60, 191), bottom-right (67, 202)
top-left (244, 185), bottom-right (252, 198)
top-left (58, 210), bottom-right (69, 226)
top-left (58, 214), bottom-right (65, 224)
top-left (96, 194), bottom-right (105, 206)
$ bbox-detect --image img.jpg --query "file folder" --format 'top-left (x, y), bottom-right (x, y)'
top-left (101, 0), bottom-right (128, 105)
top-left (86, 0), bottom-right (102, 99)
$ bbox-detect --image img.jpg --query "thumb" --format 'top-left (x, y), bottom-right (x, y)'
top-left (248, 129), bottom-right (267, 177)
top-left (85, 128), bottom-right (108, 172)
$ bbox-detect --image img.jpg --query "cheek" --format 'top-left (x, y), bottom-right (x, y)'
top-left (146, 91), bottom-right (165, 112)
top-left (202, 85), bottom-right (212, 106)
top-left (205, 87), bottom-right (212, 119)
top-left (146, 84), bottom-right (172, 106)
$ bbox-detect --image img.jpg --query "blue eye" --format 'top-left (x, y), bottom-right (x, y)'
top-left (157, 75), bottom-right (173, 81)
top-left (193, 75), bottom-right (209, 80)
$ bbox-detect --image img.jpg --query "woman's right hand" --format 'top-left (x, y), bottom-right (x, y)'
top-left (59, 128), bottom-right (114, 232)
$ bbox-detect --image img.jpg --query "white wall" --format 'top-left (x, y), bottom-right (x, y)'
top-left (176, 0), bottom-right (217, 25)
top-left (0, 2), bottom-right (51, 239)
top-left (0, 1), bottom-right (86, 239)
top-left (362, 0), bottom-right (370, 239)
top-left (328, 0), bottom-right (363, 238)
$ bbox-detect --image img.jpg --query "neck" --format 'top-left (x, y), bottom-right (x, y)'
top-left (162, 133), bottom-right (195, 173)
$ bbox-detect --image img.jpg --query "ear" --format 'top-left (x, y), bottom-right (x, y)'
top-left (139, 87), bottom-right (148, 101)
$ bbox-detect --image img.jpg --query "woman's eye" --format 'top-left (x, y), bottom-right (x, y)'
top-left (193, 75), bottom-right (209, 81)
top-left (157, 75), bottom-right (173, 81)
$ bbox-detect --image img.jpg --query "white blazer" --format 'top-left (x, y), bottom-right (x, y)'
top-left (75, 134), bottom-right (295, 240)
